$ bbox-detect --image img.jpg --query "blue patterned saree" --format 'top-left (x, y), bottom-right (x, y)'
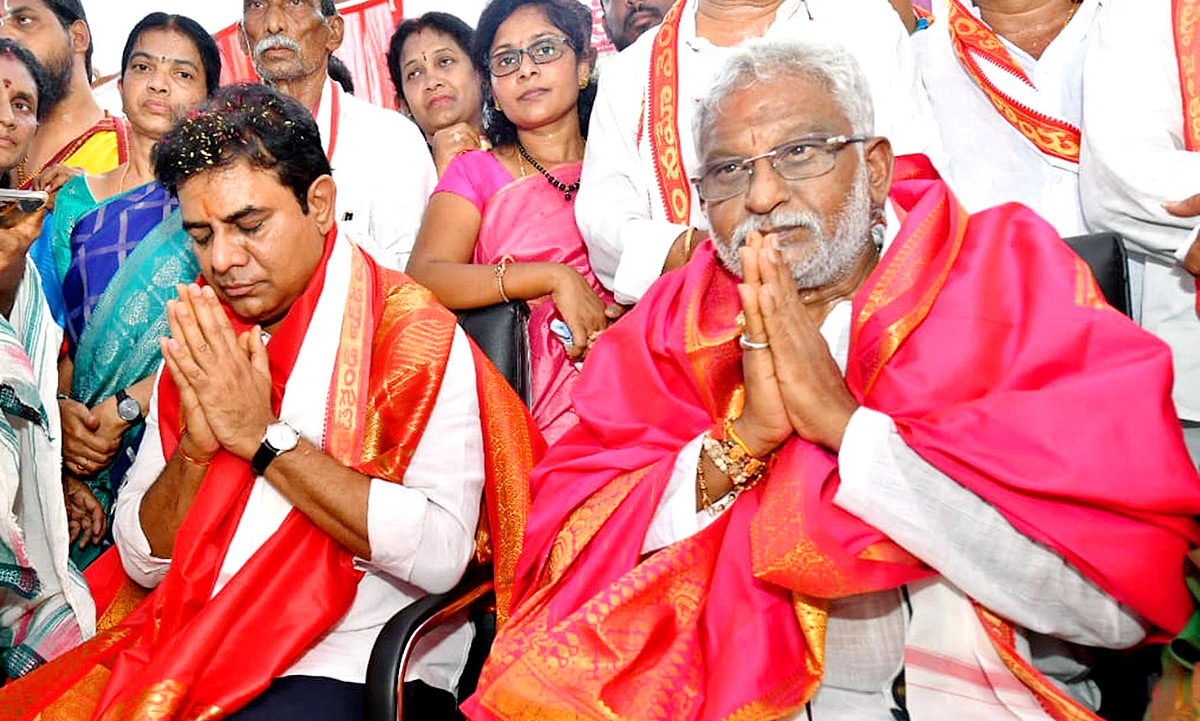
top-left (59, 181), bottom-right (199, 568)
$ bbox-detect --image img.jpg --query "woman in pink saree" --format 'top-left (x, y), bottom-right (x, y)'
top-left (407, 0), bottom-right (611, 443)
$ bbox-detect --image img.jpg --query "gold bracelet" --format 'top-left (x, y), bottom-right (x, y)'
top-left (495, 254), bottom-right (515, 303)
top-left (696, 452), bottom-right (714, 512)
top-left (683, 227), bottom-right (696, 258)
top-left (724, 418), bottom-right (765, 461)
top-left (178, 440), bottom-right (212, 467)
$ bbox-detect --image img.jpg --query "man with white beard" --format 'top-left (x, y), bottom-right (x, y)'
top-left (464, 37), bottom-right (1200, 721)
top-left (240, 0), bottom-right (435, 269)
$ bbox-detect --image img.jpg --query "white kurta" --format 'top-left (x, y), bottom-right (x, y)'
top-left (114, 235), bottom-right (485, 694)
top-left (1079, 0), bottom-right (1200, 422)
top-left (576, 0), bottom-right (946, 304)
top-left (314, 78), bottom-right (438, 271)
top-left (914, 0), bottom-right (1100, 235)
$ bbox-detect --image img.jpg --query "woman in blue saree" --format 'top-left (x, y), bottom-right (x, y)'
top-left (53, 14), bottom-right (220, 569)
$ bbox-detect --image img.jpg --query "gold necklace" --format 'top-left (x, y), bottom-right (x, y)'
top-left (516, 146), bottom-right (528, 178)
top-left (117, 162), bottom-right (133, 193)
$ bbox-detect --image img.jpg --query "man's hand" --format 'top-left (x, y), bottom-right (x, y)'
top-left (162, 284), bottom-right (274, 460)
top-left (1165, 194), bottom-right (1200, 276)
top-left (431, 122), bottom-right (483, 177)
top-left (732, 231), bottom-right (794, 458)
top-left (60, 397), bottom-right (122, 476)
top-left (63, 474), bottom-right (106, 548)
top-left (755, 235), bottom-right (859, 452)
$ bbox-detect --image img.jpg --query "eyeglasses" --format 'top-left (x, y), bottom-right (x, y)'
top-left (693, 134), bottom-right (869, 203)
top-left (489, 35), bottom-right (571, 77)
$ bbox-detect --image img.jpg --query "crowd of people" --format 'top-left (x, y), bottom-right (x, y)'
top-left (0, 0), bottom-right (1198, 719)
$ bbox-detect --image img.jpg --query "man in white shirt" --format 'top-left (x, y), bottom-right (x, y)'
top-left (1080, 0), bottom-right (1200, 463)
top-left (240, 0), bottom-right (437, 270)
top-left (914, 0), bottom-right (1095, 235)
top-left (465, 38), bottom-right (1200, 721)
top-left (575, 0), bottom-right (944, 306)
top-left (0, 84), bottom-right (537, 720)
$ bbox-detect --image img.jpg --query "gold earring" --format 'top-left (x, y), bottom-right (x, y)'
top-left (579, 77), bottom-right (588, 90)
top-left (494, 98), bottom-right (503, 112)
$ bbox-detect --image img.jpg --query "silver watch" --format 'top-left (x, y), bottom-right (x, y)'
top-left (251, 421), bottom-right (300, 476)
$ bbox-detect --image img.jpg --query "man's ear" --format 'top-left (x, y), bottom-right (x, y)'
top-left (68, 19), bottom-right (90, 69)
top-left (863, 136), bottom-right (894, 210)
top-left (238, 21), bottom-right (252, 57)
top-left (325, 14), bottom-right (345, 54)
top-left (306, 174), bottom-right (338, 234)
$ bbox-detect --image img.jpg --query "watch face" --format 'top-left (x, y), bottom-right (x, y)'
top-left (117, 397), bottom-right (141, 422)
top-left (265, 423), bottom-right (300, 452)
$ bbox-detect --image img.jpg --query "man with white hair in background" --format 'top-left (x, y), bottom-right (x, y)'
top-left (240, 0), bottom-right (435, 269)
top-left (464, 37), bottom-right (1200, 720)
top-left (573, 0), bottom-right (944, 327)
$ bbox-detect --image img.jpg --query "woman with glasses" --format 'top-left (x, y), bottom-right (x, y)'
top-left (407, 0), bottom-right (611, 444)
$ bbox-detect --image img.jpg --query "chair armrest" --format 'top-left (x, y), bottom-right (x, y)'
top-left (364, 569), bottom-right (496, 721)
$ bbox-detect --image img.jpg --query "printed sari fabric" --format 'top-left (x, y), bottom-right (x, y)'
top-left (58, 180), bottom-right (200, 569)
top-left (0, 261), bottom-right (95, 679)
top-left (436, 150), bottom-right (614, 444)
top-left (463, 156), bottom-right (1200, 721)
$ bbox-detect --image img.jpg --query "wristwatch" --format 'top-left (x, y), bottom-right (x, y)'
top-left (251, 421), bottom-right (300, 476)
top-left (115, 388), bottom-right (143, 425)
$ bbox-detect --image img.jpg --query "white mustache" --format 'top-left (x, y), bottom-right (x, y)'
top-left (729, 210), bottom-right (823, 250)
top-left (254, 34), bottom-right (301, 58)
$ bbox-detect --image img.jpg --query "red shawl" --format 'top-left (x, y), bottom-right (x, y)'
top-left (1, 231), bottom-right (542, 720)
top-left (463, 156), bottom-right (1200, 721)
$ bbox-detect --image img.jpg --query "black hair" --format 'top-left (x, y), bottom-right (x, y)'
top-left (120, 13), bottom-right (222, 98)
top-left (471, 0), bottom-right (596, 146)
top-left (327, 54), bottom-right (354, 94)
top-left (386, 12), bottom-right (475, 105)
top-left (321, 0), bottom-right (337, 16)
top-left (42, 0), bottom-right (91, 79)
top-left (0, 38), bottom-right (48, 122)
top-left (153, 83), bottom-right (332, 212)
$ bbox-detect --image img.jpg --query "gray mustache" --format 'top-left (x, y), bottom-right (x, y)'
top-left (729, 210), bottom-right (823, 248)
top-left (254, 34), bottom-right (302, 57)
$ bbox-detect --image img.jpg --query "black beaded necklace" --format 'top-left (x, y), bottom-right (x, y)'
top-left (517, 143), bottom-right (581, 201)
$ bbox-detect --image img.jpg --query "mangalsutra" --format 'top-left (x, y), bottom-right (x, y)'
top-left (517, 142), bottom-right (580, 201)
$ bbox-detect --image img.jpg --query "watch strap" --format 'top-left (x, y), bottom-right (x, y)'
top-left (251, 441), bottom-right (278, 477)
top-left (115, 388), bottom-right (144, 425)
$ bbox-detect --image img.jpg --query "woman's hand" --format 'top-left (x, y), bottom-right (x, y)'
top-left (550, 265), bottom-right (609, 360)
top-left (60, 396), bottom-right (123, 477)
top-left (431, 122), bottom-right (484, 177)
top-left (63, 474), bottom-right (106, 548)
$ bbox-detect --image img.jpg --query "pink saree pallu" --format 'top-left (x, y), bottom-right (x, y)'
top-left (473, 162), bottom-right (613, 444)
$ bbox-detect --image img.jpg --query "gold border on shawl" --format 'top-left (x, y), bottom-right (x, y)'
top-left (325, 246), bottom-right (373, 461)
top-left (854, 200), bottom-right (970, 398)
top-left (1175, 0), bottom-right (1200, 150)
top-left (973, 605), bottom-right (1102, 721)
top-left (648, 0), bottom-right (692, 225)
top-left (476, 358), bottom-right (539, 624)
top-left (95, 581), bottom-right (150, 633)
top-left (544, 467), bottom-right (650, 588)
top-left (96, 679), bottom-right (223, 721)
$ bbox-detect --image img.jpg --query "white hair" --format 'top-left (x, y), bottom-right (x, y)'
top-left (692, 37), bottom-right (875, 158)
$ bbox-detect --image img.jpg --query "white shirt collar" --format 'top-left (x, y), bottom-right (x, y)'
top-left (681, 0), bottom-right (809, 52)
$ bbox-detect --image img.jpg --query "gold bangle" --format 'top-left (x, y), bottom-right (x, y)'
top-left (495, 254), bottom-right (515, 303)
top-left (178, 440), bottom-right (212, 467)
top-left (696, 452), bottom-right (714, 512)
top-left (724, 418), bottom-right (764, 461)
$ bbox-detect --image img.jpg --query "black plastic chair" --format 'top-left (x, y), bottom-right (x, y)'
top-left (1062, 232), bottom-right (1131, 317)
top-left (364, 300), bottom-right (529, 721)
